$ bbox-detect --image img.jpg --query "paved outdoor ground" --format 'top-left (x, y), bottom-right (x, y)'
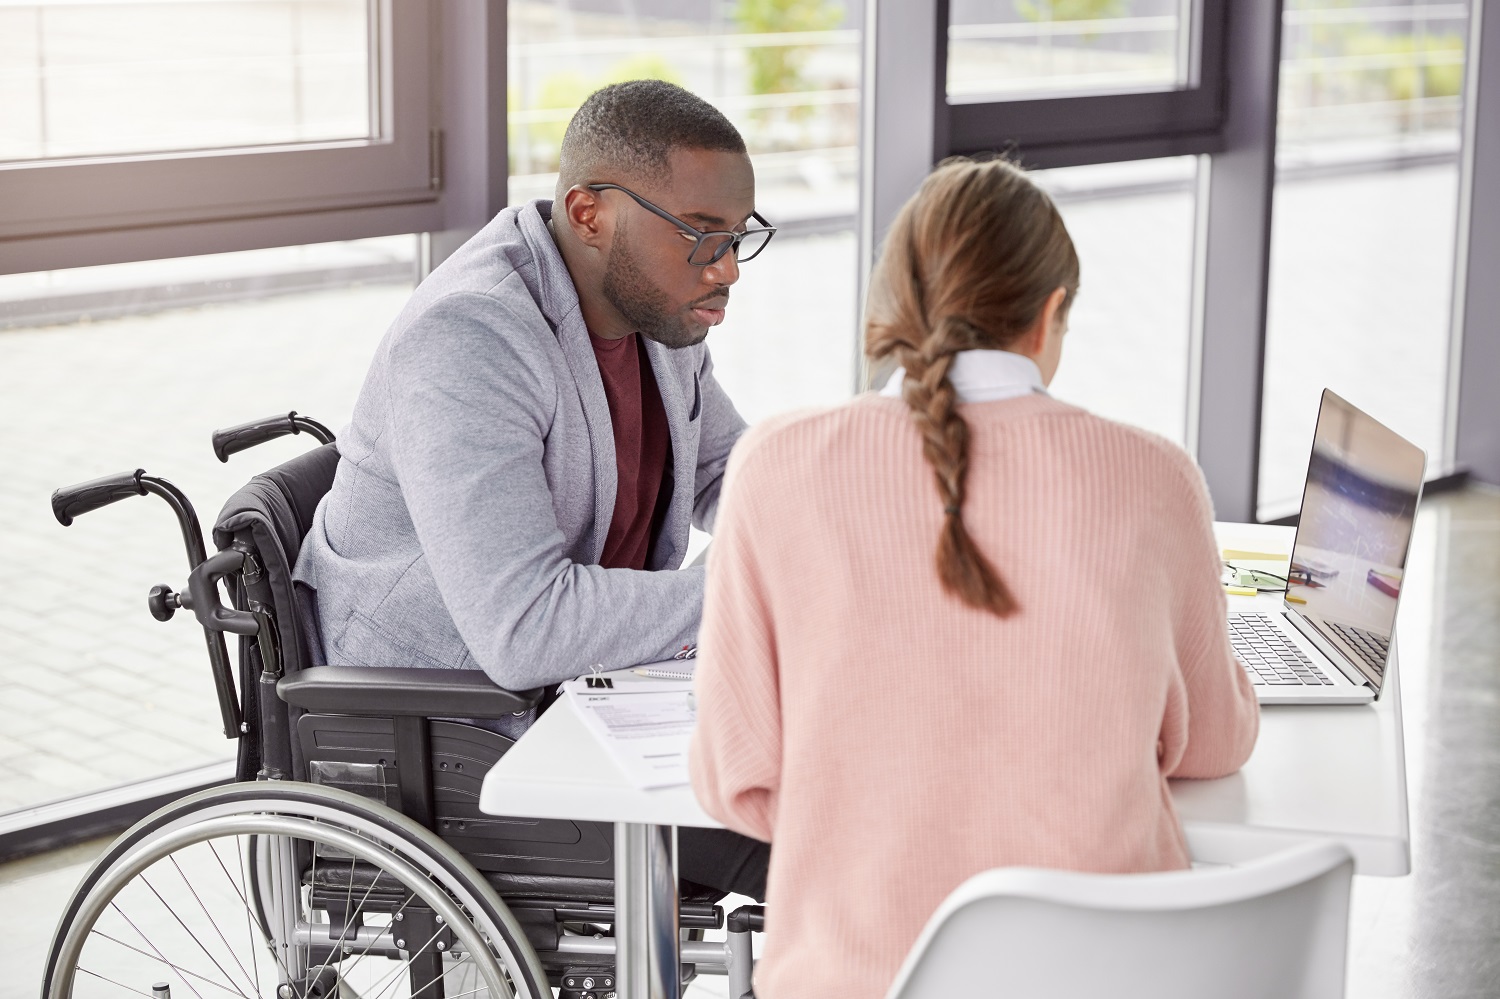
top-left (0, 284), bottom-right (411, 811)
top-left (0, 163), bottom-right (1462, 813)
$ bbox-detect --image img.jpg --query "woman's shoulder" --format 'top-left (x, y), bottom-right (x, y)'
top-left (1046, 404), bottom-right (1215, 515)
top-left (725, 396), bottom-right (913, 487)
top-left (967, 394), bottom-right (1204, 479)
top-left (1063, 405), bottom-right (1198, 469)
top-left (730, 393), bottom-right (1208, 505)
top-left (952, 395), bottom-right (1213, 512)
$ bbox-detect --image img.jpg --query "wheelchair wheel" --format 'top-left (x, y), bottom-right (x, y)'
top-left (42, 783), bottom-right (551, 999)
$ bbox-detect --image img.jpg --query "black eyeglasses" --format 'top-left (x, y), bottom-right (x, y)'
top-left (586, 183), bottom-right (777, 265)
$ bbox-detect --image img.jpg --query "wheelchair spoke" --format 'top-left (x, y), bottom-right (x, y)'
top-left (320, 855), bottom-right (360, 962)
top-left (363, 920), bottom-right (449, 999)
top-left (109, 901), bottom-right (212, 999)
top-left (445, 983), bottom-right (499, 999)
top-left (317, 849), bottom-right (407, 986)
top-left (48, 788), bottom-right (542, 999)
top-left (75, 966), bottom-right (168, 998)
top-left (338, 880), bottom-right (422, 982)
top-left (147, 867), bottom-right (257, 997)
top-left (359, 935), bottom-right (435, 999)
top-left (207, 835), bottom-right (301, 996)
top-left (406, 953), bottom-right (476, 999)
top-left (340, 854), bottom-right (356, 953)
top-left (93, 925), bottom-right (241, 999)
top-left (219, 838), bottom-right (261, 996)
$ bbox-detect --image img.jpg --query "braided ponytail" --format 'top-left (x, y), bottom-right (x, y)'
top-left (901, 315), bottom-right (1016, 614)
top-left (865, 158), bottom-right (1079, 617)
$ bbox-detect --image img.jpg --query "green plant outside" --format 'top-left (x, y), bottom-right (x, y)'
top-left (1286, 6), bottom-right (1465, 136)
top-left (1345, 32), bottom-right (1465, 103)
top-left (1014, 0), bottom-right (1125, 23)
top-left (734, 0), bottom-right (844, 98)
top-left (511, 55), bottom-right (685, 174)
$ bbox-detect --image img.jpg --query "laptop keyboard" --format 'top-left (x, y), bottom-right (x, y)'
top-left (1326, 622), bottom-right (1388, 676)
top-left (1228, 613), bottom-right (1333, 686)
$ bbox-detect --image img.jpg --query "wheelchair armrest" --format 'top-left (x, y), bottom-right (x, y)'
top-left (277, 665), bottom-right (543, 718)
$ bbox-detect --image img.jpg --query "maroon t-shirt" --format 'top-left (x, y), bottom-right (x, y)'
top-left (589, 331), bottom-right (671, 570)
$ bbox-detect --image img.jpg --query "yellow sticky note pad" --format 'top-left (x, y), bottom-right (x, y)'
top-left (1286, 593), bottom-right (1307, 604)
top-left (1222, 549), bottom-right (1289, 562)
top-left (1223, 585), bottom-right (1259, 597)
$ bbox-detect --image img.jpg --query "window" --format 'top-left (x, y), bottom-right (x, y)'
top-left (1259, 0), bottom-right (1469, 518)
top-left (1, 1), bottom-right (373, 162)
top-left (0, 243), bottom-right (414, 814)
top-left (947, 0), bottom-right (1195, 101)
top-left (940, 0), bottom-right (1226, 166)
top-left (1034, 157), bottom-right (1199, 444)
top-left (919, 1), bottom-right (1215, 444)
top-left (508, 0), bottom-right (863, 420)
top-left (0, 1), bottom-right (436, 266)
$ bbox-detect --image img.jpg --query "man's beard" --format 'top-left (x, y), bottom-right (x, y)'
top-left (600, 230), bottom-right (710, 350)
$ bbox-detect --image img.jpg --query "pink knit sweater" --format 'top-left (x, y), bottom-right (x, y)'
top-left (689, 392), bottom-right (1259, 999)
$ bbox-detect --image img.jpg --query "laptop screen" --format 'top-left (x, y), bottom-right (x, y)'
top-left (1286, 390), bottom-right (1426, 692)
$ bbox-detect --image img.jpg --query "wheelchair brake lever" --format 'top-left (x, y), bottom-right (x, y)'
top-left (183, 548), bottom-right (254, 738)
top-left (188, 549), bottom-right (260, 637)
top-left (148, 583), bottom-right (183, 622)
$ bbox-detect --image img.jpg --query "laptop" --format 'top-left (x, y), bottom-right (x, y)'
top-left (1231, 389), bottom-right (1426, 705)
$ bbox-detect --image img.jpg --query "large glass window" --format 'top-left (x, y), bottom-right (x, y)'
top-left (508, 0), bottom-right (863, 419)
top-left (931, 0), bottom-right (1216, 453)
top-left (1032, 157), bottom-right (1199, 445)
top-left (0, 0), bottom-right (372, 163)
top-left (0, 1), bottom-right (433, 257)
top-left (0, 241), bottom-right (414, 814)
top-left (1259, 0), bottom-right (1468, 518)
top-left (947, 0), bottom-right (1194, 101)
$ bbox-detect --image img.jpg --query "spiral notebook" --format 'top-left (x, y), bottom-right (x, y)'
top-left (632, 660), bottom-right (697, 681)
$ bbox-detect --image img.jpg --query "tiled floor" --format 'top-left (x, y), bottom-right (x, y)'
top-left (3, 486), bottom-right (1496, 996)
top-left (0, 284), bottom-right (415, 812)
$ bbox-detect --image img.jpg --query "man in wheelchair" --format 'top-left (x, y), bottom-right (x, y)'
top-left (293, 74), bottom-right (770, 930)
top-left (44, 80), bottom-right (773, 999)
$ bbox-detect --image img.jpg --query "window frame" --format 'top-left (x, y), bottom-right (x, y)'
top-left (939, 0), bottom-right (1228, 168)
top-left (0, 0), bottom-right (438, 271)
top-left (862, 0), bottom-right (1268, 520)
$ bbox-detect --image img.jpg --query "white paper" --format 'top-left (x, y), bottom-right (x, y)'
top-left (562, 678), bottom-right (696, 789)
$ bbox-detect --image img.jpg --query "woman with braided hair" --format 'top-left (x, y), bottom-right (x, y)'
top-left (689, 157), bottom-right (1259, 999)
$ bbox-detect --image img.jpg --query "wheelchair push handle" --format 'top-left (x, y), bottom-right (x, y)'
top-left (51, 466), bottom-right (243, 739)
top-left (213, 411), bottom-right (335, 462)
top-left (53, 470), bottom-right (209, 568)
top-left (187, 549), bottom-right (260, 637)
top-left (51, 470), bottom-right (146, 526)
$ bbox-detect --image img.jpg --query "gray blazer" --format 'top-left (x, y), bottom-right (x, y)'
top-left (296, 199), bottom-right (747, 693)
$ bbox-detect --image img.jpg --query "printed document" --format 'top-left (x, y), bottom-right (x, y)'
top-left (562, 677), bottom-right (696, 789)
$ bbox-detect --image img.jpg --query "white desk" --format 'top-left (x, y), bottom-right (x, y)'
top-left (479, 676), bottom-right (716, 829)
top-left (1179, 523), bottom-right (1410, 876)
top-left (481, 676), bottom-right (716, 999)
top-left (479, 522), bottom-right (1410, 997)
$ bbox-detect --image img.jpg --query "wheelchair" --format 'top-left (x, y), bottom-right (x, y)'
top-left (42, 412), bottom-right (763, 999)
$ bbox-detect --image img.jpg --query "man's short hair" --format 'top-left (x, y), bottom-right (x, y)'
top-left (556, 80), bottom-right (747, 198)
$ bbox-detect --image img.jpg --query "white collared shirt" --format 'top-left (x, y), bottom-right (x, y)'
top-left (878, 349), bottom-right (1048, 404)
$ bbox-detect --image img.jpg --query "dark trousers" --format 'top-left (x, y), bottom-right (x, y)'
top-left (677, 827), bottom-right (770, 902)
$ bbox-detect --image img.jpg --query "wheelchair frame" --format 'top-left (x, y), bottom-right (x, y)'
top-left (43, 411), bottom-right (763, 999)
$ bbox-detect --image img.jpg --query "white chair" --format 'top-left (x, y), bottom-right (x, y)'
top-left (885, 841), bottom-right (1355, 999)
